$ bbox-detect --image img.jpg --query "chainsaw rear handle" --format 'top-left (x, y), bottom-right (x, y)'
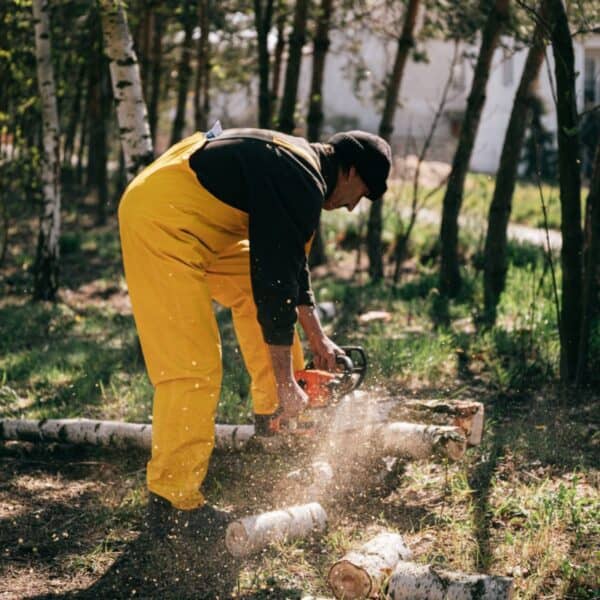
top-left (339, 346), bottom-right (367, 389)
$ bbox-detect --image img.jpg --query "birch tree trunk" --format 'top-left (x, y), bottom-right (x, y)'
top-left (277, 0), bottom-right (310, 133)
top-left (32, 0), bottom-right (61, 301)
top-left (99, 0), bottom-right (154, 181)
top-left (483, 4), bottom-right (548, 325)
top-left (368, 0), bottom-right (421, 281)
top-left (550, 0), bottom-right (583, 383)
top-left (439, 0), bottom-right (510, 297)
top-left (170, 0), bottom-right (196, 145)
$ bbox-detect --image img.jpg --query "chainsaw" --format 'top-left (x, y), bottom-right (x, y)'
top-left (260, 346), bottom-right (367, 436)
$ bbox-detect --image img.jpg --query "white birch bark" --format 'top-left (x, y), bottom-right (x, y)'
top-left (388, 561), bottom-right (514, 599)
top-left (32, 0), bottom-right (61, 299)
top-left (375, 422), bottom-right (467, 461)
top-left (0, 419), bottom-right (254, 451)
top-left (98, 0), bottom-right (153, 180)
top-left (390, 399), bottom-right (484, 446)
top-left (328, 532), bottom-right (413, 599)
top-left (225, 502), bottom-right (328, 557)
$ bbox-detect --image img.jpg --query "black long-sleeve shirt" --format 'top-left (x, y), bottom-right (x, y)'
top-left (189, 128), bottom-right (335, 345)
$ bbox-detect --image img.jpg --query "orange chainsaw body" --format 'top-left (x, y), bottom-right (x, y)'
top-left (262, 347), bottom-right (367, 436)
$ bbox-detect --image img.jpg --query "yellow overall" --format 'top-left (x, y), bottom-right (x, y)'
top-left (119, 132), bottom-right (312, 509)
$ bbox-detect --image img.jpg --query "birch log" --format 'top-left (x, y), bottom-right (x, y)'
top-left (388, 561), bottom-right (513, 599)
top-left (376, 422), bottom-right (467, 461)
top-left (389, 400), bottom-right (484, 445)
top-left (0, 419), bottom-right (254, 451)
top-left (225, 502), bottom-right (327, 557)
top-left (98, 0), bottom-right (153, 180)
top-left (328, 533), bottom-right (413, 599)
top-left (32, 0), bottom-right (61, 301)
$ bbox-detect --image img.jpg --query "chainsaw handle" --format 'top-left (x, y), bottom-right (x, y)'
top-left (335, 353), bottom-right (354, 373)
top-left (340, 346), bottom-right (367, 389)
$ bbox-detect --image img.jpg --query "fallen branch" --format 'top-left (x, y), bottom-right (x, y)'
top-left (375, 422), bottom-right (467, 461)
top-left (225, 502), bottom-right (327, 557)
top-left (387, 561), bottom-right (513, 599)
top-left (328, 532), bottom-right (412, 599)
top-left (389, 399), bottom-right (484, 445)
top-left (0, 418), bottom-right (255, 451)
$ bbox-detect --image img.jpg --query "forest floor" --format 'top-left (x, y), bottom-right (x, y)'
top-left (1, 176), bottom-right (599, 599)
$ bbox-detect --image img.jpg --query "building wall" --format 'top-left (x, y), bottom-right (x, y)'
top-left (205, 31), bottom-right (597, 175)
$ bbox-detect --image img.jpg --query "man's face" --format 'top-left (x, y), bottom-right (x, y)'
top-left (323, 166), bottom-right (370, 212)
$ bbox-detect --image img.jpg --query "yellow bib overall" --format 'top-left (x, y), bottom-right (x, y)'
top-left (119, 132), bottom-right (313, 508)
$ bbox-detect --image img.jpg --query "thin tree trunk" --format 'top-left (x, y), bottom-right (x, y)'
top-left (170, 0), bottom-right (196, 145)
top-left (306, 0), bottom-right (334, 142)
top-left (148, 9), bottom-right (164, 144)
top-left (307, 0), bottom-right (334, 267)
top-left (368, 0), bottom-right (421, 281)
top-left (135, 3), bottom-right (153, 101)
top-left (270, 3), bottom-right (287, 122)
top-left (62, 63), bottom-right (86, 168)
top-left (483, 4), bottom-right (548, 324)
top-left (576, 142), bottom-right (600, 385)
top-left (439, 0), bottom-right (510, 297)
top-left (550, 0), bottom-right (582, 383)
top-left (99, 0), bottom-right (154, 181)
top-left (32, 0), bottom-right (61, 301)
top-left (193, 0), bottom-right (211, 131)
top-left (392, 42), bottom-right (459, 285)
top-left (87, 16), bottom-right (109, 225)
top-left (277, 0), bottom-right (310, 133)
top-left (254, 0), bottom-right (275, 129)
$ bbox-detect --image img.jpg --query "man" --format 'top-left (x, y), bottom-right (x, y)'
top-left (118, 127), bottom-right (391, 540)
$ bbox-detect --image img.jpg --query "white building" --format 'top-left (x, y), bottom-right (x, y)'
top-left (211, 31), bottom-right (600, 175)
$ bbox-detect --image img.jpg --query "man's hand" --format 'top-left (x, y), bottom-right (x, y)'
top-left (277, 379), bottom-right (309, 420)
top-left (268, 344), bottom-right (309, 419)
top-left (309, 335), bottom-right (345, 371)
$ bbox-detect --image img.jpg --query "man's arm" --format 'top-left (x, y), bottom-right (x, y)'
top-left (268, 344), bottom-right (308, 418)
top-left (297, 304), bottom-right (344, 371)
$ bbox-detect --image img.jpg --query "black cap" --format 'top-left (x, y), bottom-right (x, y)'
top-left (328, 131), bottom-right (392, 200)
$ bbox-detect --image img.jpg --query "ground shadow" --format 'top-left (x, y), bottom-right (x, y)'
top-left (31, 530), bottom-right (243, 599)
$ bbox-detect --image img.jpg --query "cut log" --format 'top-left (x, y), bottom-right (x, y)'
top-left (387, 561), bottom-right (513, 599)
top-left (376, 422), bottom-right (467, 461)
top-left (328, 532), bottom-right (413, 599)
top-left (225, 502), bottom-right (327, 557)
top-left (0, 418), bottom-right (254, 451)
top-left (390, 399), bottom-right (484, 445)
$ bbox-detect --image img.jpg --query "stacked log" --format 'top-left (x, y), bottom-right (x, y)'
top-left (225, 502), bottom-right (327, 557)
top-left (389, 399), bottom-right (484, 445)
top-left (375, 422), bottom-right (467, 461)
top-left (327, 532), bottom-right (412, 599)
